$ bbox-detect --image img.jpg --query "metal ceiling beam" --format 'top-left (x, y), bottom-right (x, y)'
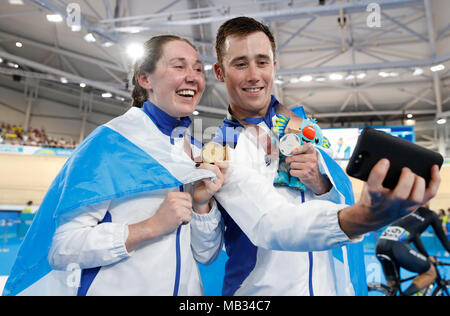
top-left (312, 109), bottom-right (436, 119)
top-left (424, 0), bottom-right (443, 116)
top-left (103, 0), bottom-right (423, 31)
top-left (27, 0), bottom-right (120, 43)
top-left (0, 30), bottom-right (126, 73)
top-left (277, 52), bottom-right (450, 76)
top-left (283, 77), bottom-right (450, 93)
top-left (381, 11), bottom-right (427, 42)
top-left (277, 16), bottom-right (316, 52)
top-left (0, 50), bottom-right (129, 98)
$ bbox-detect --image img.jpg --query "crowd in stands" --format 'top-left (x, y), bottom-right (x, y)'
top-left (0, 122), bottom-right (77, 149)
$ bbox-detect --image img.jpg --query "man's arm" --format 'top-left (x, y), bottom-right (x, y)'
top-left (216, 154), bottom-right (440, 252)
top-left (215, 160), bottom-right (357, 252)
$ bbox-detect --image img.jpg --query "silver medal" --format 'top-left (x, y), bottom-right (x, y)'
top-left (279, 134), bottom-right (301, 156)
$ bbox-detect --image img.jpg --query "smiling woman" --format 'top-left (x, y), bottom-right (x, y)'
top-left (3, 35), bottom-right (225, 296)
top-left (131, 37), bottom-right (205, 119)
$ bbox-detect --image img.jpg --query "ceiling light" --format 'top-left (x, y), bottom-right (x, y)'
top-left (289, 77), bottom-right (300, 84)
top-left (412, 68), bottom-right (423, 76)
top-left (8, 0), bottom-right (24, 5)
top-left (315, 76), bottom-right (326, 82)
top-left (299, 75), bottom-right (313, 82)
top-left (7, 62), bottom-right (19, 68)
top-left (406, 113), bottom-right (413, 119)
top-left (60, 77), bottom-right (68, 84)
top-left (126, 43), bottom-right (144, 60)
top-left (102, 92), bottom-right (113, 98)
top-left (436, 118), bottom-right (447, 125)
top-left (15, 42), bottom-right (23, 48)
top-left (379, 71), bottom-right (400, 78)
top-left (430, 64), bottom-right (445, 72)
top-left (0, 58), bottom-right (3, 63)
top-left (79, 83), bottom-right (86, 88)
top-left (329, 73), bottom-right (343, 81)
top-left (345, 74), bottom-right (355, 81)
top-left (192, 110), bottom-right (199, 116)
top-left (101, 41), bottom-right (114, 48)
top-left (274, 78), bottom-right (284, 85)
top-left (71, 25), bottom-right (82, 32)
top-left (405, 119), bottom-right (415, 126)
top-left (357, 73), bottom-right (367, 79)
top-left (46, 14), bottom-right (63, 23)
top-left (203, 64), bottom-right (213, 71)
top-left (83, 33), bottom-right (96, 43)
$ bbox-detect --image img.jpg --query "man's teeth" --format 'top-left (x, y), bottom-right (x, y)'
top-left (245, 88), bottom-right (262, 93)
top-left (177, 90), bottom-right (195, 96)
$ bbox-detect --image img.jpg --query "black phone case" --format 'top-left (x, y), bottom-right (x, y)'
top-left (346, 127), bottom-right (443, 189)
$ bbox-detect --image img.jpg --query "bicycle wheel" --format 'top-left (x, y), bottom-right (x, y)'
top-left (368, 283), bottom-right (393, 296)
top-left (432, 281), bottom-right (450, 296)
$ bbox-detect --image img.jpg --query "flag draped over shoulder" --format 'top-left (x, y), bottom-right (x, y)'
top-left (291, 106), bottom-right (367, 296)
top-left (318, 147), bottom-right (368, 296)
top-left (3, 108), bottom-right (214, 296)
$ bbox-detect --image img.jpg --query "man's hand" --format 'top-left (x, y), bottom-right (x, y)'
top-left (285, 143), bottom-right (332, 195)
top-left (338, 159), bottom-right (441, 238)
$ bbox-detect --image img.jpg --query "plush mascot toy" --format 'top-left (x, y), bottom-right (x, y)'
top-left (272, 114), bottom-right (330, 191)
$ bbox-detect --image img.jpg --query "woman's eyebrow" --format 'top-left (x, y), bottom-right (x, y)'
top-left (169, 57), bottom-right (202, 65)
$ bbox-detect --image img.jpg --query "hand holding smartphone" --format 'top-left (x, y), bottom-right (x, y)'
top-left (346, 127), bottom-right (443, 189)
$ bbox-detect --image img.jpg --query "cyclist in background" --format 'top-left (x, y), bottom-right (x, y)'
top-left (376, 203), bottom-right (450, 296)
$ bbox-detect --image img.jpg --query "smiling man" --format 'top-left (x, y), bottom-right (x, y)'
top-left (211, 16), bottom-right (441, 296)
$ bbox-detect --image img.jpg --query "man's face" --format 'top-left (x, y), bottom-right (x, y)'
top-left (215, 32), bottom-right (276, 119)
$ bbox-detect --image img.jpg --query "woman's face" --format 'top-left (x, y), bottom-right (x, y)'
top-left (141, 40), bottom-right (205, 119)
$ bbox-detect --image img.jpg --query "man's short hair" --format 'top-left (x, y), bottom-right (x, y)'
top-left (215, 16), bottom-right (276, 68)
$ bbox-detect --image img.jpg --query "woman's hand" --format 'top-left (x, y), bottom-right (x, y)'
top-left (125, 191), bottom-right (192, 252)
top-left (192, 162), bottom-right (227, 214)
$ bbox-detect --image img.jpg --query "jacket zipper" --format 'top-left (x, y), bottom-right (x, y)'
top-left (173, 186), bottom-right (183, 296)
top-left (300, 191), bottom-right (314, 296)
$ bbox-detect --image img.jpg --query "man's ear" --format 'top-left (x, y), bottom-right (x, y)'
top-left (137, 73), bottom-right (152, 90)
top-left (214, 63), bottom-right (224, 82)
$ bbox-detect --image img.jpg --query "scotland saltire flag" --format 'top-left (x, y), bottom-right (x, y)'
top-left (318, 147), bottom-right (368, 296)
top-left (293, 106), bottom-right (367, 296)
top-left (3, 107), bottom-right (214, 296)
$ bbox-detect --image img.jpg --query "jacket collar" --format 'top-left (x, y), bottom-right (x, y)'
top-left (142, 100), bottom-right (192, 137)
top-left (225, 95), bottom-right (279, 129)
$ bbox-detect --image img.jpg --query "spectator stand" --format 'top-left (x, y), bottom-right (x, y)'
top-left (1, 121), bottom-right (77, 150)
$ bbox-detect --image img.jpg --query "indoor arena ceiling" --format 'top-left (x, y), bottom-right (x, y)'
top-left (0, 0), bottom-right (449, 150)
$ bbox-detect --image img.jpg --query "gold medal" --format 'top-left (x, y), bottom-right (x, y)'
top-left (201, 142), bottom-right (225, 163)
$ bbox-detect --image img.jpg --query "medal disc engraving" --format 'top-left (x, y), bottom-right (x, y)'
top-left (201, 142), bottom-right (225, 163)
top-left (279, 134), bottom-right (301, 156)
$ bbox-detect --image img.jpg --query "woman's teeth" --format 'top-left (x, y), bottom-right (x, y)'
top-left (177, 90), bottom-right (195, 97)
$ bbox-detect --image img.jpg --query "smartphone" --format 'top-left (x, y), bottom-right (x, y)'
top-left (346, 127), bottom-right (443, 189)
